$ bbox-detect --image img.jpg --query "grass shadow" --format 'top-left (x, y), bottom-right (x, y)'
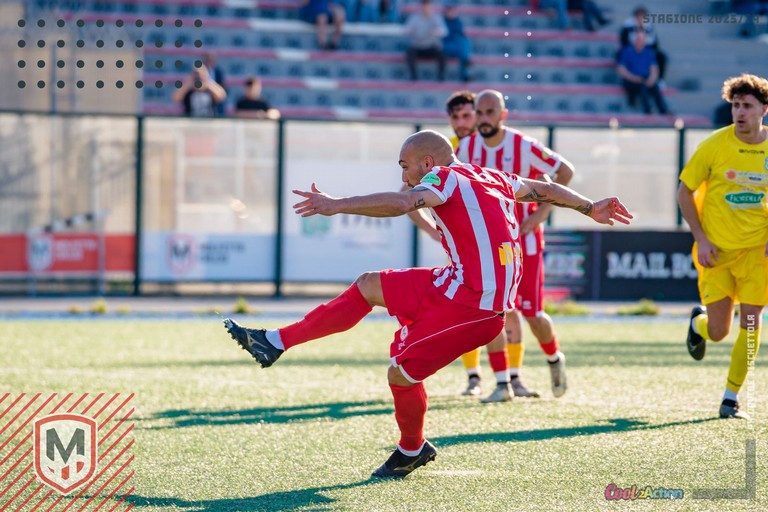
top-left (137, 397), bottom-right (476, 430)
top-left (432, 416), bottom-right (720, 446)
top-left (127, 479), bottom-right (379, 511)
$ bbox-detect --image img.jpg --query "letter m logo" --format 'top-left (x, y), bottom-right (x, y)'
top-left (34, 414), bottom-right (97, 495)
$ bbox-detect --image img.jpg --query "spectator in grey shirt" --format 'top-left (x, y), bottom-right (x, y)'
top-left (404, 0), bottom-right (448, 81)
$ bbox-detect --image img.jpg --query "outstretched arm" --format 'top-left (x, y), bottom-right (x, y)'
top-left (515, 178), bottom-right (632, 226)
top-left (293, 183), bottom-right (443, 218)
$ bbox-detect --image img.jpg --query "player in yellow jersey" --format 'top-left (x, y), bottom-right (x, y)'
top-left (678, 73), bottom-right (768, 419)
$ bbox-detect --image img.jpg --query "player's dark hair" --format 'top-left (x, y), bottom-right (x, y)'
top-left (445, 90), bottom-right (476, 115)
top-left (722, 73), bottom-right (768, 105)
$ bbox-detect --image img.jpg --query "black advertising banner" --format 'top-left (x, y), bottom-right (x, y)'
top-left (596, 230), bottom-right (698, 301)
top-left (544, 230), bottom-right (699, 301)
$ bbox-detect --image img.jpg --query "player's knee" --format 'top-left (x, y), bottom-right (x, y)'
top-left (387, 365), bottom-right (414, 386)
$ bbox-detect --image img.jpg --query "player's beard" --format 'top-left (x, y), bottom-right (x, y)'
top-left (478, 123), bottom-right (500, 138)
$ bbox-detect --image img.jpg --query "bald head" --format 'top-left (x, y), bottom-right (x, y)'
top-left (400, 130), bottom-right (455, 167)
top-left (476, 89), bottom-right (505, 109)
top-left (398, 130), bottom-right (456, 187)
top-left (476, 89), bottom-right (507, 139)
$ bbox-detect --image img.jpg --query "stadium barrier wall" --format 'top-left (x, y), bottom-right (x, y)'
top-left (0, 112), bottom-right (708, 300)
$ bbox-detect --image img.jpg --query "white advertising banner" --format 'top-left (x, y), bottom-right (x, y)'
top-left (141, 232), bottom-right (275, 281)
top-left (282, 123), bottom-right (415, 281)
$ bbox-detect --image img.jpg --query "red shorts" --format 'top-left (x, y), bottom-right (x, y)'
top-left (515, 229), bottom-right (544, 318)
top-left (381, 268), bottom-right (504, 383)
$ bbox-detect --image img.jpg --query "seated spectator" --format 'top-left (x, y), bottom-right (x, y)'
top-left (616, 29), bottom-right (668, 115)
top-left (404, 0), bottom-right (447, 81)
top-left (235, 77), bottom-right (281, 120)
top-left (568, 0), bottom-right (609, 31)
top-left (620, 6), bottom-right (667, 81)
top-left (442, 1), bottom-right (472, 82)
top-left (535, 0), bottom-right (570, 30)
top-left (172, 66), bottom-right (227, 117)
top-left (299, 0), bottom-right (346, 49)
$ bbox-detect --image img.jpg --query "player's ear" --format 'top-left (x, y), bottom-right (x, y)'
top-left (501, 108), bottom-right (508, 121)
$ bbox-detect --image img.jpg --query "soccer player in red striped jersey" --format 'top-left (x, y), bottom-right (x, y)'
top-left (457, 89), bottom-right (576, 402)
top-left (223, 130), bottom-right (631, 478)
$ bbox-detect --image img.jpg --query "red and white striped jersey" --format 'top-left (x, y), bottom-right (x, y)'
top-left (457, 128), bottom-right (562, 255)
top-left (415, 162), bottom-right (523, 312)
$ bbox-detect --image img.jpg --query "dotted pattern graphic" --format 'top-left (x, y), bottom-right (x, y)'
top-left (16, 17), bottom-right (205, 90)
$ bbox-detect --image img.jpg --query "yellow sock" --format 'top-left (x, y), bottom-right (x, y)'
top-left (461, 348), bottom-right (481, 373)
top-left (694, 314), bottom-right (710, 341)
top-left (507, 342), bottom-right (524, 371)
top-left (726, 327), bottom-right (761, 393)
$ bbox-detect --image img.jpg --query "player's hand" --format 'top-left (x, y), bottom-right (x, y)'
top-left (696, 238), bottom-right (719, 268)
top-left (520, 207), bottom-right (550, 234)
top-left (292, 183), bottom-right (337, 217)
top-left (589, 197), bottom-right (633, 226)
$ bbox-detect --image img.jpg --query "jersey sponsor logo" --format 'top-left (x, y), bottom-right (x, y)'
top-left (737, 148), bottom-right (765, 154)
top-left (725, 191), bottom-right (765, 208)
top-left (724, 169), bottom-right (768, 186)
top-left (498, 242), bottom-right (520, 266)
top-left (421, 173), bottom-right (441, 186)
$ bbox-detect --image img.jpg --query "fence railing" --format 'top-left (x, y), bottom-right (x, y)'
top-left (0, 111), bottom-right (710, 297)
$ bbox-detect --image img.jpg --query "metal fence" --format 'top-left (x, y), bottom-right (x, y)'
top-left (0, 111), bottom-right (711, 296)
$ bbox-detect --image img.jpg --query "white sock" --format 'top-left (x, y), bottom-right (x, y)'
top-left (546, 351), bottom-right (562, 363)
top-left (467, 367), bottom-right (481, 378)
top-left (723, 389), bottom-right (738, 402)
top-left (265, 329), bottom-right (284, 350)
top-left (509, 368), bottom-right (520, 379)
top-left (398, 441), bottom-right (425, 457)
top-left (494, 371), bottom-right (509, 384)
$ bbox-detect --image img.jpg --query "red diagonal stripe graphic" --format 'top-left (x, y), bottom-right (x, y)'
top-left (0, 393), bottom-right (40, 437)
top-left (66, 393), bottom-right (89, 413)
top-left (0, 394), bottom-right (57, 452)
top-left (0, 392), bottom-right (74, 468)
top-left (100, 409), bottom-right (135, 448)
top-left (13, 477), bottom-right (44, 512)
top-left (107, 487), bottom-right (134, 512)
top-left (93, 471), bottom-right (134, 512)
top-left (1, 393), bottom-right (75, 509)
top-left (100, 425), bottom-right (134, 462)
top-left (92, 394), bottom-right (120, 420)
top-left (98, 395), bottom-right (134, 432)
top-left (80, 393), bottom-right (105, 415)
top-left (0, 393), bottom-right (9, 407)
top-left (3, 470), bottom-right (36, 510)
top-left (0, 394), bottom-right (25, 422)
top-left (49, 440), bottom-right (134, 512)
top-left (0, 461), bottom-right (33, 505)
top-left (0, 432), bottom-right (31, 468)
top-left (0, 447), bottom-right (32, 485)
top-left (75, 455), bottom-right (134, 512)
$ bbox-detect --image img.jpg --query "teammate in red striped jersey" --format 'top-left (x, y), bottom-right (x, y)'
top-left (223, 130), bottom-right (631, 478)
top-left (457, 89), bottom-right (576, 402)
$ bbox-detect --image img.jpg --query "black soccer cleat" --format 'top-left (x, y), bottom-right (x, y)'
top-left (719, 399), bottom-right (749, 419)
top-left (223, 318), bottom-right (283, 368)
top-left (371, 441), bottom-right (437, 478)
top-left (686, 305), bottom-right (707, 361)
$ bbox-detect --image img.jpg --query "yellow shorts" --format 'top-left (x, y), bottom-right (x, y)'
top-left (693, 243), bottom-right (768, 306)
